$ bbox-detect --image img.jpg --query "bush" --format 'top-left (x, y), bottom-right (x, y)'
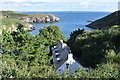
top-left (74, 62), bottom-right (119, 78)
top-left (68, 29), bottom-right (120, 67)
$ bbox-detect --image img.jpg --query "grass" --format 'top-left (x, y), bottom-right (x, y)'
top-left (0, 11), bottom-right (51, 34)
top-left (87, 11), bottom-right (120, 29)
top-left (1, 11), bottom-right (49, 19)
top-left (0, 17), bottom-right (30, 31)
top-left (112, 25), bottom-right (120, 28)
top-left (1, 11), bottom-right (28, 19)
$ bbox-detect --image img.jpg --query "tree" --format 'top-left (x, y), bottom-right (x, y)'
top-left (39, 25), bottom-right (66, 46)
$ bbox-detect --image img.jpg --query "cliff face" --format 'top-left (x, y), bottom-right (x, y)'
top-left (0, 24), bottom-right (35, 35)
top-left (2, 11), bottom-right (60, 23)
top-left (17, 14), bottom-right (60, 23)
top-left (86, 11), bottom-right (120, 29)
top-left (0, 17), bottom-right (35, 35)
top-left (0, 11), bottom-right (60, 34)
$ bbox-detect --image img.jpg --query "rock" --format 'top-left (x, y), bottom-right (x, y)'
top-left (0, 24), bottom-right (35, 35)
top-left (26, 24), bottom-right (35, 31)
top-left (2, 15), bottom-right (10, 18)
top-left (55, 17), bottom-right (60, 22)
top-left (48, 14), bottom-right (56, 22)
top-left (17, 14), bottom-right (60, 23)
top-left (87, 20), bottom-right (92, 22)
top-left (45, 16), bottom-right (50, 22)
top-left (36, 17), bottom-right (42, 23)
top-left (11, 24), bottom-right (18, 32)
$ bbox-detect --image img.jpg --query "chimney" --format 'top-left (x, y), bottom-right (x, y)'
top-left (68, 54), bottom-right (74, 60)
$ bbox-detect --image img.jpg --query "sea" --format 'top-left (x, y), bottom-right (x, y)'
top-left (17, 11), bottom-right (111, 39)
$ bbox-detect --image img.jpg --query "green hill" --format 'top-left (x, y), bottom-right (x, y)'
top-left (1, 11), bottom-right (60, 23)
top-left (86, 11), bottom-right (120, 29)
top-left (1, 11), bottom-right (48, 19)
top-left (0, 11), bottom-right (60, 34)
top-left (0, 17), bottom-right (34, 34)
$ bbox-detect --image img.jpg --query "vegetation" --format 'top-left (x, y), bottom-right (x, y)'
top-left (0, 17), bottom-right (30, 29)
top-left (87, 11), bottom-right (120, 29)
top-left (0, 11), bottom-right (120, 78)
top-left (1, 25), bottom-right (66, 78)
top-left (39, 25), bottom-right (67, 46)
top-left (1, 25), bottom-right (120, 78)
top-left (0, 11), bottom-right (51, 34)
top-left (68, 28), bottom-right (120, 67)
top-left (67, 28), bottom-right (120, 78)
top-left (1, 11), bottom-right (48, 19)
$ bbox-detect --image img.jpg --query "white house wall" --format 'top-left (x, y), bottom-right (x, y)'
top-left (56, 59), bottom-right (82, 75)
top-left (56, 54), bottom-right (83, 75)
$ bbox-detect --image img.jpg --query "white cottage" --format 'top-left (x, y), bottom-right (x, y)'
top-left (52, 40), bottom-right (83, 75)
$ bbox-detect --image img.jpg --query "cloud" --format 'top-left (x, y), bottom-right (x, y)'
top-left (1, 1), bottom-right (118, 12)
top-left (2, 0), bottom-right (28, 2)
top-left (1, 0), bottom-right (119, 2)
top-left (80, 1), bottom-right (89, 8)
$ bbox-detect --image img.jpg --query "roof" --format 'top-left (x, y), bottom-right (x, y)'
top-left (52, 41), bottom-right (70, 70)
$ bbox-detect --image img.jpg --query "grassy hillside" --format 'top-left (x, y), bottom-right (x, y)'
top-left (1, 11), bottom-right (49, 19)
top-left (86, 11), bottom-right (120, 29)
top-left (0, 17), bottom-right (33, 34)
top-left (1, 17), bottom-right (28, 27)
top-left (0, 11), bottom-right (59, 34)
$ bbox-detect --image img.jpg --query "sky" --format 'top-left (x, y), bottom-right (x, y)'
top-left (0, 0), bottom-right (120, 12)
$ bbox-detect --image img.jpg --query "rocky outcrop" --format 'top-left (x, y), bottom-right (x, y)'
top-left (17, 14), bottom-right (60, 23)
top-left (0, 24), bottom-right (35, 35)
top-left (1, 11), bottom-right (60, 34)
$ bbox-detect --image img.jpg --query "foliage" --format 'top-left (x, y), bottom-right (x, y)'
top-left (0, 10), bottom-right (49, 33)
top-left (87, 11), bottom-right (120, 29)
top-left (68, 29), bottom-right (120, 67)
top-left (1, 54), bottom-right (59, 78)
top-left (74, 62), bottom-right (119, 78)
top-left (1, 25), bottom-right (66, 78)
top-left (1, 25), bottom-right (120, 78)
top-left (1, 11), bottom-right (48, 19)
top-left (70, 28), bottom-right (84, 39)
top-left (39, 25), bottom-right (66, 46)
top-left (0, 17), bottom-right (30, 32)
top-left (68, 28), bottom-right (120, 78)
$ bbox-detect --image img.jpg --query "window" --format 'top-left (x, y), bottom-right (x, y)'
top-left (66, 63), bottom-right (69, 69)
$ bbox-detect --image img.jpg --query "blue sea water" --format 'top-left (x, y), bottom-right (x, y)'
top-left (17, 11), bottom-right (111, 39)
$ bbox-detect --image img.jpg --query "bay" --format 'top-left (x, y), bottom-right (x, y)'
top-left (17, 11), bottom-right (111, 39)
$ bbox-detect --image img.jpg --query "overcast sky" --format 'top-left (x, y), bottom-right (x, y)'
top-left (1, 0), bottom-right (119, 12)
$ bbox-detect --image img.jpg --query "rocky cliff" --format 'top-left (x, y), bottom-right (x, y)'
top-left (17, 14), bottom-right (60, 23)
top-left (0, 24), bottom-right (35, 35)
top-left (0, 11), bottom-right (60, 34)
top-left (0, 17), bottom-right (35, 35)
top-left (2, 11), bottom-right (60, 23)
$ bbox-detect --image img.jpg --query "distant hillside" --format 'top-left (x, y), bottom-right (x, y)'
top-left (1, 11), bottom-right (60, 23)
top-left (86, 11), bottom-right (120, 29)
top-left (0, 11), bottom-right (60, 34)
top-left (0, 17), bottom-right (34, 34)
top-left (1, 11), bottom-right (48, 19)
